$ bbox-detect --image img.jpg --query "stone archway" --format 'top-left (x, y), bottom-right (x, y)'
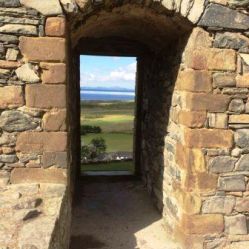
top-left (0, 0), bottom-right (249, 248)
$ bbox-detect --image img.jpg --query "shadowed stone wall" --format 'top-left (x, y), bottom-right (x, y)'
top-left (0, 0), bottom-right (249, 248)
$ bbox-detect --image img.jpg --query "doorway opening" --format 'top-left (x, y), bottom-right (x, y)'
top-left (80, 55), bottom-right (137, 176)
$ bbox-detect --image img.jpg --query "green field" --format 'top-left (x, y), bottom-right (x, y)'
top-left (82, 161), bottom-right (134, 172)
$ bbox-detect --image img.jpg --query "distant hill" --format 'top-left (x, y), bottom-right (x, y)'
top-left (80, 86), bottom-right (135, 92)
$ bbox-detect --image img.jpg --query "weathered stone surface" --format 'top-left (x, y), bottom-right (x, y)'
top-left (41, 63), bottom-right (66, 84)
top-left (229, 0), bottom-right (249, 7)
top-left (0, 24), bottom-right (37, 35)
top-left (0, 110), bottom-right (38, 132)
top-left (184, 93), bottom-right (230, 112)
top-left (213, 73), bottom-right (236, 88)
top-left (16, 63), bottom-right (40, 83)
top-left (42, 109), bottom-right (66, 131)
top-left (6, 48), bottom-right (18, 61)
top-left (176, 70), bottom-right (211, 92)
top-left (198, 4), bottom-right (249, 30)
top-left (225, 241), bottom-right (249, 249)
top-left (185, 48), bottom-right (236, 71)
top-left (208, 113), bottom-right (228, 129)
top-left (235, 129), bottom-right (249, 148)
top-left (20, 0), bottom-right (63, 15)
top-left (0, 60), bottom-right (20, 68)
top-left (10, 168), bottom-right (66, 184)
top-left (0, 34), bottom-right (18, 43)
top-left (0, 0), bottom-right (20, 7)
top-left (60, 0), bottom-right (78, 13)
top-left (42, 152), bottom-right (67, 168)
top-left (230, 114), bottom-right (249, 125)
top-left (218, 175), bottom-right (246, 192)
top-left (225, 214), bottom-right (247, 235)
top-left (178, 111), bottom-right (206, 128)
top-left (16, 132), bottom-right (67, 153)
top-left (26, 85), bottom-right (66, 108)
top-left (0, 86), bottom-right (24, 109)
top-left (240, 53), bottom-right (249, 66)
top-left (19, 37), bottom-right (66, 62)
top-left (45, 17), bottom-right (65, 37)
top-left (214, 33), bottom-right (249, 52)
top-left (235, 154), bottom-right (249, 171)
top-left (0, 16), bottom-right (39, 25)
top-left (235, 197), bottom-right (249, 213)
top-left (187, 0), bottom-right (205, 24)
top-left (229, 99), bottom-right (245, 113)
top-left (202, 196), bottom-right (235, 214)
top-left (0, 154), bottom-right (17, 163)
top-left (18, 106), bottom-right (43, 117)
top-left (0, 133), bottom-right (16, 146)
top-left (209, 156), bottom-right (237, 173)
top-left (236, 74), bottom-right (249, 88)
top-left (185, 129), bottom-right (233, 148)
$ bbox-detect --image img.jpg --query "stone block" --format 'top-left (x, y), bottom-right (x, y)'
top-left (0, 0), bottom-right (21, 7)
top-left (195, 172), bottom-right (218, 192)
top-left (235, 129), bottom-right (249, 148)
top-left (184, 128), bottom-right (233, 148)
top-left (0, 24), bottom-right (37, 35)
top-left (178, 111), bottom-right (206, 128)
top-left (225, 214), bottom-right (247, 235)
top-left (20, 0), bottom-right (63, 16)
top-left (202, 196), bottom-right (235, 214)
top-left (225, 241), bottom-right (249, 249)
top-left (42, 152), bottom-right (67, 168)
top-left (213, 73), bottom-right (236, 88)
top-left (15, 63), bottom-right (40, 83)
top-left (184, 92), bottom-right (230, 112)
top-left (26, 84), bottom-right (66, 109)
top-left (183, 214), bottom-right (224, 235)
top-left (45, 17), bottom-right (66, 37)
top-left (0, 60), bottom-right (20, 69)
top-left (176, 70), bottom-right (212, 92)
top-left (185, 48), bottom-right (236, 71)
top-left (229, 99), bottom-right (245, 113)
top-left (16, 132), bottom-right (67, 153)
top-left (187, 0), bottom-right (205, 24)
top-left (40, 63), bottom-right (66, 84)
top-left (235, 154), bottom-right (249, 171)
top-left (6, 48), bottom-right (19, 61)
top-left (198, 4), bottom-right (249, 30)
top-left (0, 86), bottom-right (24, 109)
top-left (60, 0), bottom-right (78, 13)
top-left (19, 37), bottom-right (66, 62)
top-left (229, 115), bottom-right (249, 124)
top-left (208, 113), bottom-right (228, 129)
top-left (218, 175), bottom-right (246, 192)
top-left (236, 74), bottom-right (249, 88)
top-left (209, 156), bottom-right (237, 173)
top-left (10, 168), bottom-right (66, 184)
top-left (235, 197), bottom-right (249, 212)
top-left (42, 109), bottom-right (66, 131)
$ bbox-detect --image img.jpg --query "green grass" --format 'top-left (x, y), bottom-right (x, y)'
top-left (81, 161), bottom-right (134, 172)
top-left (82, 133), bottom-right (133, 152)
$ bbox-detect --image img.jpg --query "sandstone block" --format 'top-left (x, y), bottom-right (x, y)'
top-left (225, 241), bottom-right (249, 249)
top-left (42, 152), bottom-right (67, 168)
top-left (236, 74), bottom-right (249, 88)
top-left (41, 63), bottom-right (66, 84)
top-left (198, 4), bottom-right (249, 30)
top-left (0, 110), bottom-right (38, 132)
top-left (16, 132), bottom-right (67, 153)
top-left (10, 168), bottom-right (66, 184)
top-left (19, 37), bottom-right (66, 62)
top-left (229, 114), bottom-right (249, 124)
top-left (15, 63), bottom-right (40, 83)
top-left (42, 109), bottom-right (66, 131)
top-left (183, 214), bottom-right (224, 234)
top-left (0, 86), bottom-right (24, 109)
top-left (218, 175), bottom-right (246, 192)
top-left (26, 84), bottom-right (66, 109)
top-left (45, 17), bottom-right (66, 37)
top-left (213, 73), bottom-right (236, 88)
top-left (235, 197), bottom-right (249, 212)
top-left (202, 196), bottom-right (235, 215)
top-left (184, 93), bottom-right (230, 112)
top-left (6, 48), bottom-right (19, 61)
top-left (185, 48), bottom-right (236, 71)
top-left (20, 0), bottom-right (63, 16)
top-left (195, 172), bottom-right (218, 192)
top-left (208, 113), bottom-right (228, 129)
top-left (178, 111), bottom-right (206, 128)
top-left (225, 214), bottom-right (247, 235)
top-left (0, 24), bottom-right (37, 35)
top-left (209, 156), bottom-right (237, 173)
top-left (187, 0), bottom-right (205, 24)
top-left (184, 129), bottom-right (233, 148)
top-left (176, 70), bottom-right (211, 92)
top-left (0, 60), bottom-right (20, 69)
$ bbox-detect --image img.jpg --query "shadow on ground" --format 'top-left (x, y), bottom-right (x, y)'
top-left (70, 176), bottom-right (169, 249)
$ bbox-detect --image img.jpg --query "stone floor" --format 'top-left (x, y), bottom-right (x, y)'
top-left (70, 176), bottom-right (174, 249)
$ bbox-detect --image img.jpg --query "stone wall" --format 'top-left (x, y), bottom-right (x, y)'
top-left (0, 0), bottom-right (249, 248)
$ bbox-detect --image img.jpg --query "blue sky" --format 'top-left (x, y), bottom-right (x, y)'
top-left (80, 55), bottom-right (137, 90)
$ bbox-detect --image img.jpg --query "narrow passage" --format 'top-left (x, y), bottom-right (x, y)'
top-left (70, 177), bottom-right (170, 249)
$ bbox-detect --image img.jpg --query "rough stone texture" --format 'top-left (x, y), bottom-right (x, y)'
top-left (16, 132), bottom-right (67, 153)
top-left (178, 111), bottom-right (206, 128)
top-left (60, 0), bottom-right (78, 13)
top-left (213, 73), bottom-right (236, 88)
top-left (6, 49), bottom-right (19, 61)
top-left (0, 110), bottom-right (38, 132)
top-left (19, 37), bottom-right (66, 62)
top-left (208, 113), bottom-right (228, 129)
top-left (0, 0), bottom-right (21, 7)
top-left (218, 175), bottom-right (246, 192)
top-left (20, 0), bottom-right (63, 15)
top-left (235, 129), bottom-right (249, 148)
top-left (187, 0), bottom-right (205, 24)
top-left (236, 74), bottom-right (249, 88)
top-left (209, 156), bottom-right (237, 173)
top-left (202, 196), bottom-right (235, 214)
top-left (225, 215), bottom-right (247, 235)
top-left (26, 85), bottom-right (66, 108)
top-left (42, 109), bottom-right (66, 131)
top-left (0, 86), bottom-right (24, 109)
top-left (0, 24), bottom-right (37, 35)
top-left (41, 63), bottom-right (66, 84)
top-left (198, 4), bottom-right (249, 30)
top-left (229, 99), bottom-right (245, 113)
top-left (45, 17), bottom-right (66, 37)
top-left (15, 63), bottom-right (40, 83)
top-left (235, 154), bottom-right (249, 171)
top-left (42, 152), bottom-right (67, 168)
top-left (229, 0), bottom-right (249, 7)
